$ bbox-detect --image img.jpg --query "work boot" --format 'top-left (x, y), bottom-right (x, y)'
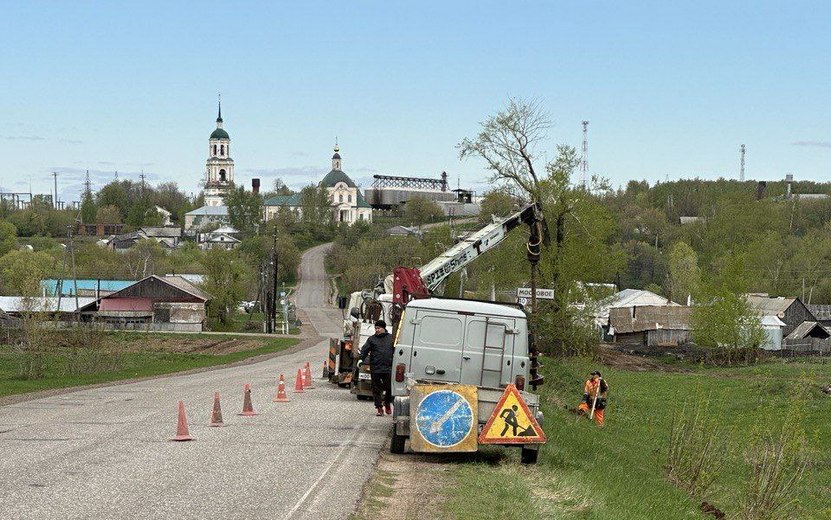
top-left (376, 407), bottom-right (384, 417)
top-left (384, 403), bottom-right (392, 416)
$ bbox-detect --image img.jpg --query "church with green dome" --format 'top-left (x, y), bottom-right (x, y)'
top-left (204, 97), bottom-right (234, 206)
top-left (264, 145), bottom-right (373, 225)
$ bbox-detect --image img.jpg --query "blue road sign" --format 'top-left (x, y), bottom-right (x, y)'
top-left (415, 390), bottom-right (474, 448)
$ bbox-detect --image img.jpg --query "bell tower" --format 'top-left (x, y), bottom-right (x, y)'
top-left (205, 95), bottom-right (234, 206)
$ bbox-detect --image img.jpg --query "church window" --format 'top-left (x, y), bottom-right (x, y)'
top-left (348, 194), bottom-right (352, 203)
top-left (219, 169), bottom-right (227, 182)
top-left (220, 144), bottom-right (225, 155)
top-left (213, 145), bottom-right (217, 156)
top-left (339, 194), bottom-right (343, 203)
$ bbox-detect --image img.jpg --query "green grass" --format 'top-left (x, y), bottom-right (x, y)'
top-left (0, 336), bottom-right (298, 398)
top-left (439, 357), bottom-right (831, 519)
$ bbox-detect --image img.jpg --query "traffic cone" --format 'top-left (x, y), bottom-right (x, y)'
top-left (209, 392), bottom-right (225, 427)
top-left (238, 383), bottom-right (258, 416)
top-left (273, 374), bottom-right (290, 402)
top-left (304, 362), bottom-right (314, 388)
top-left (293, 368), bottom-right (305, 393)
top-left (322, 360), bottom-right (330, 380)
top-left (172, 400), bottom-right (194, 441)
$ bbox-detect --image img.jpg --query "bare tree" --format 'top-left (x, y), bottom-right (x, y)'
top-left (458, 98), bottom-right (550, 202)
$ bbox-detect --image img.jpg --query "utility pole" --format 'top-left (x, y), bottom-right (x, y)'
top-left (271, 232), bottom-right (279, 334)
top-left (580, 121), bottom-right (589, 189)
top-left (52, 172), bottom-right (58, 209)
top-left (740, 144), bottom-right (746, 181)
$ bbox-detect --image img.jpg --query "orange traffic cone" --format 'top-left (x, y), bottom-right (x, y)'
top-left (238, 383), bottom-right (258, 416)
top-left (172, 400), bottom-right (194, 441)
top-left (273, 374), bottom-right (290, 402)
top-left (293, 368), bottom-right (305, 393)
top-left (209, 392), bottom-right (225, 427)
top-left (304, 362), bottom-right (314, 388)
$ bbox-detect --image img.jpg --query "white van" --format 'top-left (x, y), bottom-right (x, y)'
top-left (389, 297), bottom-right (544, 463)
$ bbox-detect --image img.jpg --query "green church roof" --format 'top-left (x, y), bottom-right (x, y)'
top-left (356, 191), bottom-right (372, 208)
top-left (264, 194), bottom-right (302, 207)
top-left (321, 169), bottom-right (356, 188)
top-left (210, 128), bottom-right (230, 140)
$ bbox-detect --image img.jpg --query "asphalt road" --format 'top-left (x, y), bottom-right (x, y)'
top-left (0, 242), bottom-right (388, 520)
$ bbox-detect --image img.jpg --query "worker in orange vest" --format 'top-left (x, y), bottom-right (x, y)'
top-left (577, 371), bottom-right (608, 427)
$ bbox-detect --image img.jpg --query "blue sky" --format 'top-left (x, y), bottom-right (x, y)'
top-left (1, 1), bottom-right (829, 204)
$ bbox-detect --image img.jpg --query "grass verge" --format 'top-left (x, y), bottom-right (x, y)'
top-left (0, 336), bottom-right (298, 398)
top-left (433, 357), bottom-right (831, 519)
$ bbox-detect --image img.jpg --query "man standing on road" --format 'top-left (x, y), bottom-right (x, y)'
top-left (358, 320), bottom-right (394, 416)
top-left (577, 371), bottom-right (608, 427)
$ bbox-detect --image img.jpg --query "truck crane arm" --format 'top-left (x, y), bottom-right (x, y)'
top-left (390, 203), bottom-right (546, 305)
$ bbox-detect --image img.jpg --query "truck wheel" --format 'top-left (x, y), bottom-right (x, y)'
top-left (520, 447), bottom-right (539, 465)
top-left (390, 423), bottom-right (406, 454)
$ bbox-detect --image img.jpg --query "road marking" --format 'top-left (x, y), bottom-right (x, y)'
top-left (282, 421), bottom-right (367, 520)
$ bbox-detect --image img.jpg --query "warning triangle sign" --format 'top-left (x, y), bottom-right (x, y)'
top-left (479, 384), bottom-right (546, 445)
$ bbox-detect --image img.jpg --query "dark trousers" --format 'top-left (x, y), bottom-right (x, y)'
top-left (370, 372), bottom-right (392, 408)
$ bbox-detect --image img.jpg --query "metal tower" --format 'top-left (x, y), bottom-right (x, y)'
top-left (740, 144), bottom-right (746, 181)
top-left (580, 121), bottom-right (589, 188)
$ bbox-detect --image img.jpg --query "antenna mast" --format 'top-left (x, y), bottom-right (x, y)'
top-left (740, 144), bottom-right (746, 181)
top-left (580, 121), bottom-right (589, 188)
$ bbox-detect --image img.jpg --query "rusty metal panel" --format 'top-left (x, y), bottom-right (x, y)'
top-left (409, 384), bottom-right (478, 453)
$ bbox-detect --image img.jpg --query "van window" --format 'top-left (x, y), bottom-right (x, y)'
top-left (419, 315), bottom-right (462, 346)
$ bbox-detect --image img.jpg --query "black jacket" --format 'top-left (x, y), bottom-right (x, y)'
top-left (359, 331), bottom-right (394, 374)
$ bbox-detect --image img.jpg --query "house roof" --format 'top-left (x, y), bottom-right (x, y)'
top-left (745, 294), bottom-right (797, 317)
top-left (186, 205), bottom-right (229, 216)
top-left (205, 233), bottom-right (241, 243)
top-left (0, 296), bottom-right (96, 313)
top-left (806, 304), bottom-right (831, 321)
top-left (609, 305), bottom-right (692, 334)
top-left (42, 279), bottom-right (135, 296)
top-left (79, 275), bottom-right (210, 312)
top-left (139, 226), bottom-right (182, 238)
top-left (264, 194), bottom-right (301, 207)
top-left (596, 289), bottom-right (678, 318)
top-left (785, 321), bottom-right (830, 340)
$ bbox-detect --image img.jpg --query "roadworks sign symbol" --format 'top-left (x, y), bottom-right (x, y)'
top-left (479, 384), bottom-right (546, 444)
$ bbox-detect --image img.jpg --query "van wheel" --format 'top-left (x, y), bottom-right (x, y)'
top-left (521, 447), bottom-right (539, 464)
top-left (390, 423), bottom-right (406, 454)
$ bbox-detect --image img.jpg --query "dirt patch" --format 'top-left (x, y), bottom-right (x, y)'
top-left (120, 336), bottom-right (268, 355)
top-left (351, 450), bottom-right (454, 520)
top-left (597, 344), bottom-right (690, 373)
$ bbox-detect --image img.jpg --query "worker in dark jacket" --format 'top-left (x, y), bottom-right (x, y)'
top-left (358, 320), bottom-right (395, 416)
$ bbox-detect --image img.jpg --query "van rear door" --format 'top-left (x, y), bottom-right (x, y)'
top-left (408, 309), bottom-right (464, 383)
top-left (460, 316), bottom-right (516, 388)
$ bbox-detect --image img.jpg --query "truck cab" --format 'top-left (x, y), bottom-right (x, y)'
top-left (388, 297), bottom-right (544, 463)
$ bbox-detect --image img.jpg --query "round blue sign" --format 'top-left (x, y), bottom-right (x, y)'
top-left (415, 390), bottom-right (474, 448)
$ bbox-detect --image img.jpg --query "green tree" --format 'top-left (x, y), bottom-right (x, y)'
top-left (478, 190), bottom-right (517, 224)
top-left (666, 241), bottom-right (700, 304)
top-left (299, 184), bottom-right (334, 238)
top-left (691, 286), bottom-right (765, 363)
top-left (201, 248), bottom-right (252, 325)
top-left (95, 205), bottom-right (123, 224)
top-left (96, 181), bottom-right (130, 220)
top-left (80, 190), bottom-right (96, 224)
top-left (0, 220), bottom-right (18, 257)
top-left (226, 186), bottom-right (263, 236)
top-left (0, 249), bottom-right (54, 295)
top-left (403, 196), bottom-right (443, 226)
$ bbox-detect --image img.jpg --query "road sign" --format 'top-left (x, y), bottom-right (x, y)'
top-left (411, 385), bottom-right (478, 452)
top-left (516, 287), bottom-right (555, 300)
top-left (479, 384), bottom-right (546, 444)
top-left (517, 297), bottom-right (528, 306)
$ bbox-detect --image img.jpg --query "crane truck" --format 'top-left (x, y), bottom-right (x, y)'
top-left (329, 203), bottom-right (548, 463)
